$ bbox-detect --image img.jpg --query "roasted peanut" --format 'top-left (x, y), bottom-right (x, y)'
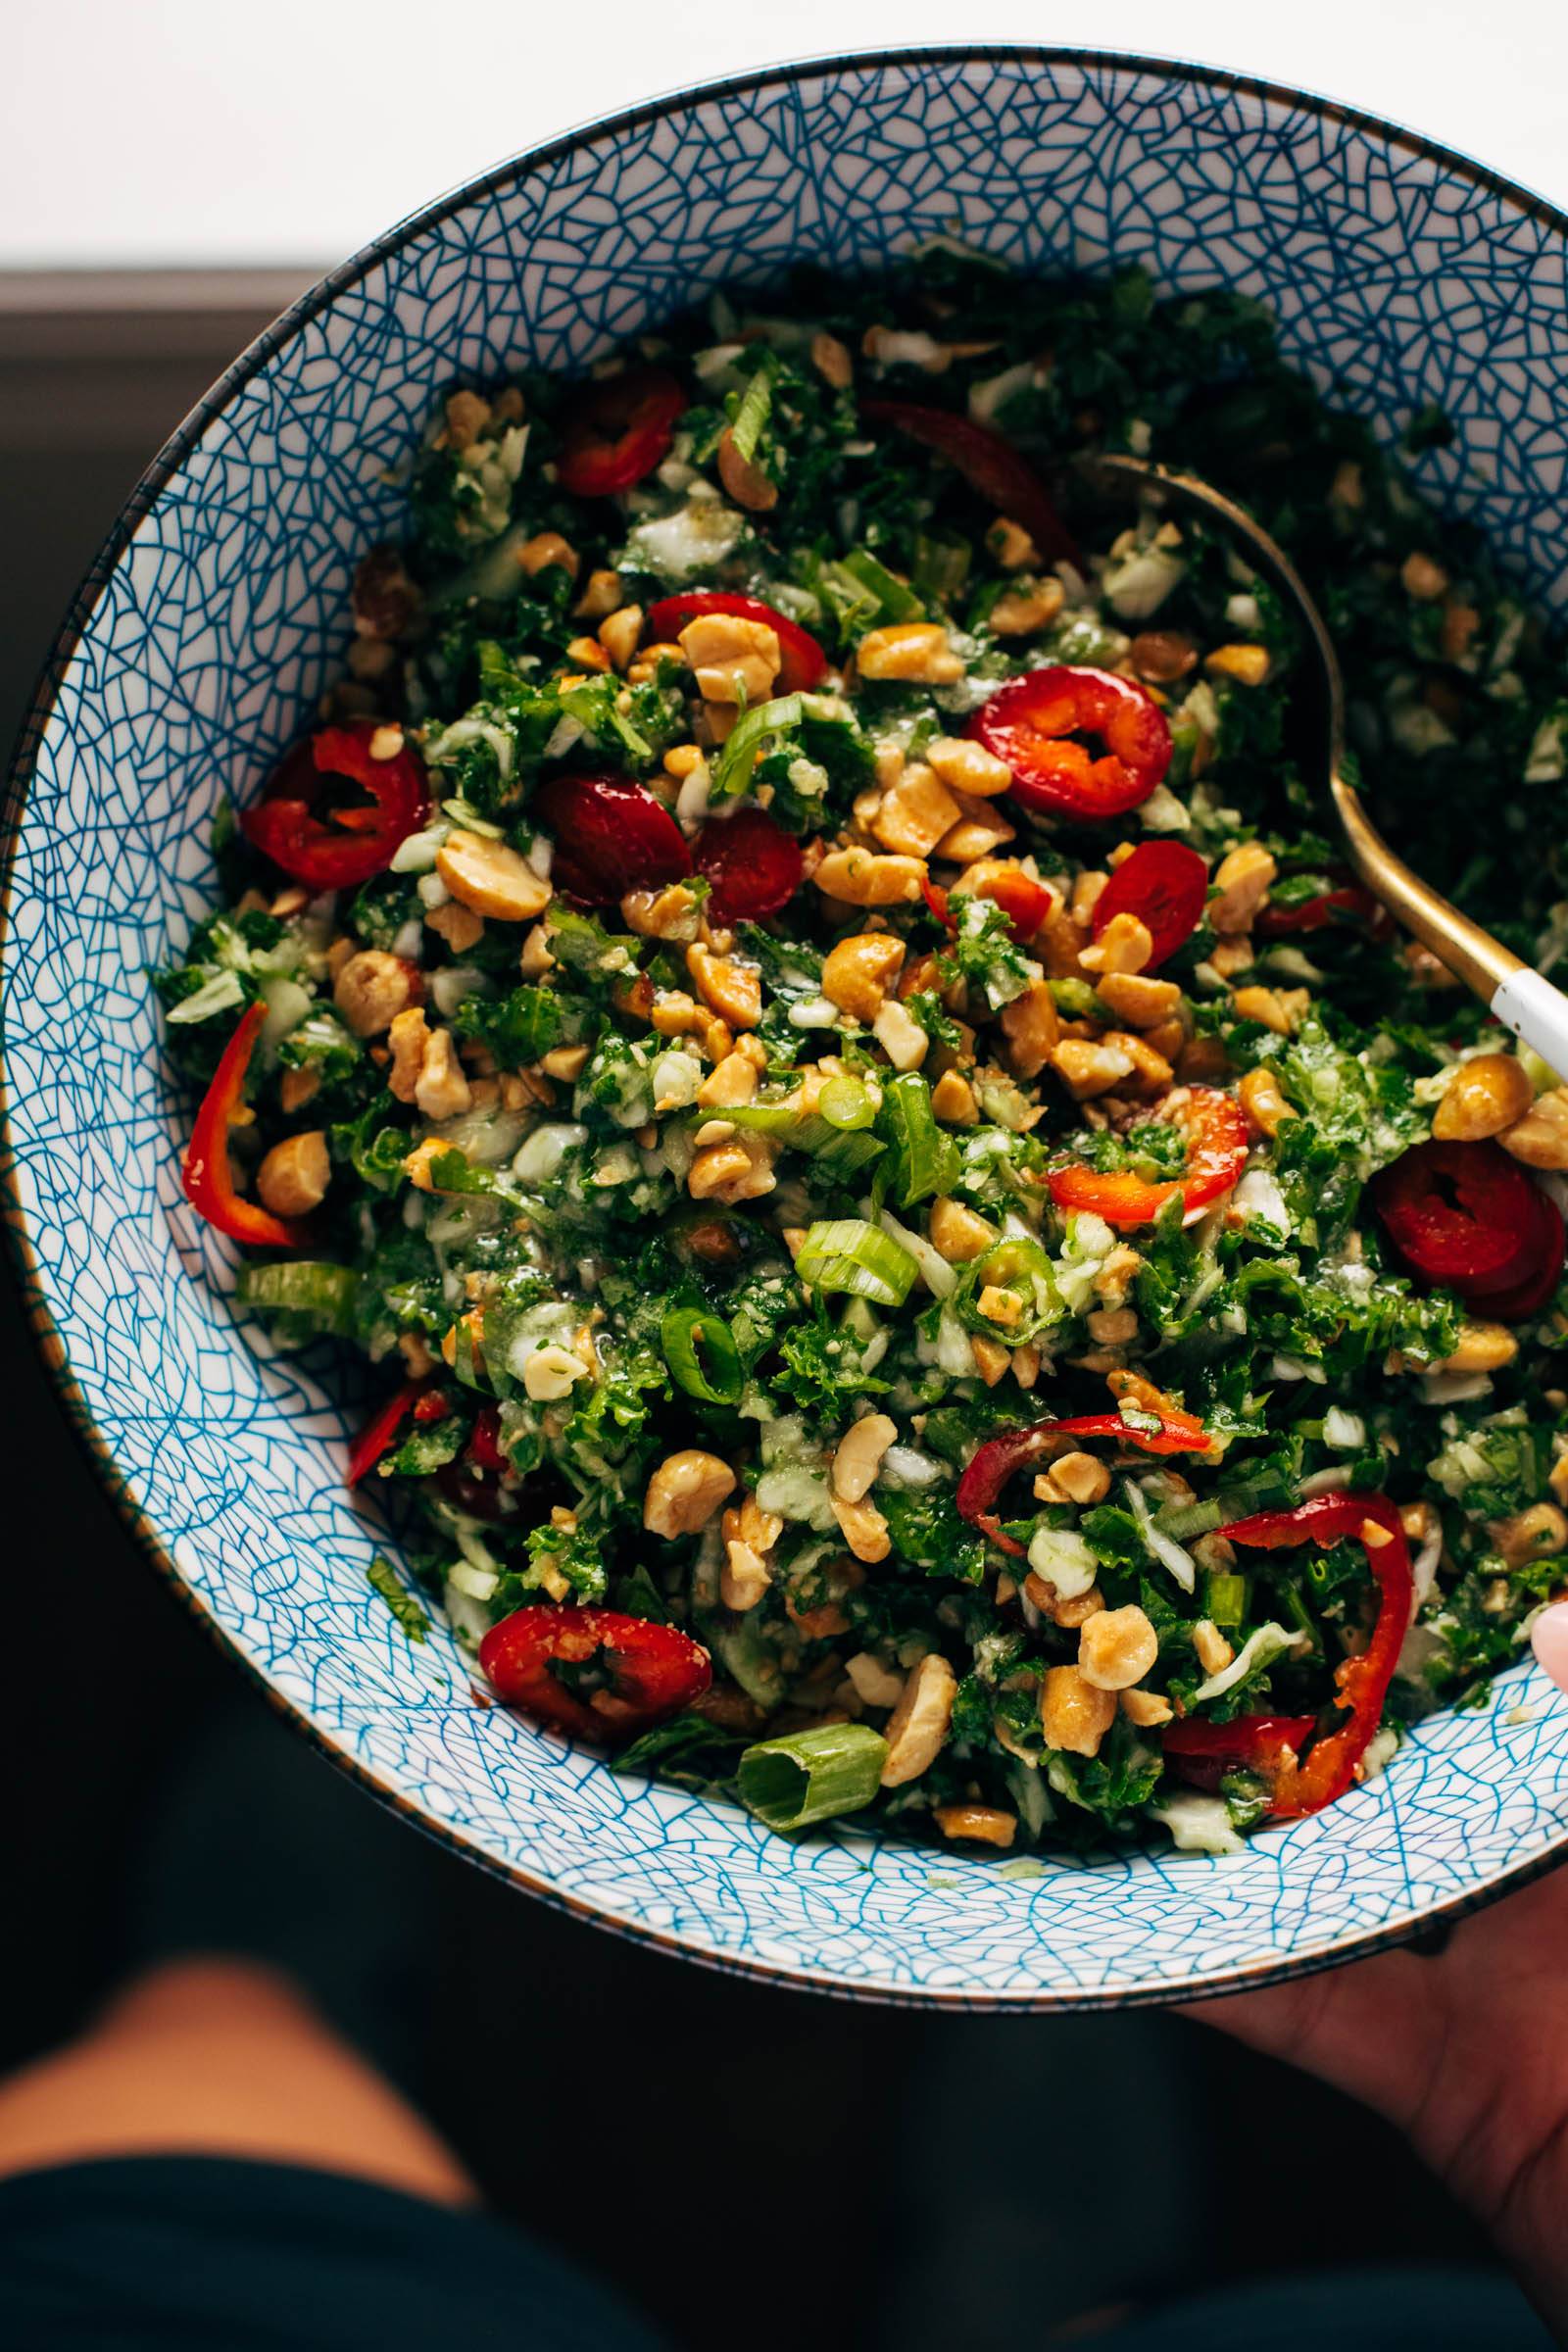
top-left (1209, 842), bottom-right (1276, 935)
top-left (1096, 970), bottom-right (1181, 1029)
top-left (1078, 1603), bottom-right (1160, 1691)
top-left (928, 1196), bottom-right (998, 1262)
top-left (1040, 1665), bottom-right (1117, 1757)
top-left (821, 932), bottom-right (906, 1021)
top-left (678, 612), bottom-right (780, 703)
top-left (924, 736), bottom-right (1014, 798)
top-left (871, 763), bottom-right (962, 858)
top-left (856, 623), bottom-right (964, 683)
top-left (1239, 1064), bottom-right (1297, 1138)
top-left (256, 1131), bottom-right (330, 1218)
top-left (933, 1804), bottom-right (1016, 1848)
top-left (813, 847), bottom-right (926, 906)
top-left (879, 1653), bottom-right (957, 1787)
top-left (643, 1450), bottom-right (736, 1539)
top-left (1079, 912), bottom-right (1152, 976)
top-left (999, 979), bottom-right (1061, 1080)
top-left (334, 949), bottom-right (417, 1038)
top-left (1499, 1086), bottom-right (1568, 1170)
top-left (1433, 1054), bottom-right (1535, 1142)
top-left (831, 1413), bottom-right (898, 1503)
top-left (437, 832), bottom-right (553, 923)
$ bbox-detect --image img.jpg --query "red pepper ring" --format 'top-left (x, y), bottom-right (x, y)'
top-left (1370, 1139), bottom-right (1544, 1299)
top-left (1255, 877), bottom-right (1390, 940)
top-left (532, 771), bottom-right (692, 905)
top-left (181, 1003), bottom-right (312, 1250)
top-left (956, 1407), bottom-right (1214, 1559)
top-left (646, 593), bottom-right (827, 694)
top-left (1046, 1087), bottom-right (1250, 1232)
top-left (1162, 1493), bottom-right (1414, 1820)
top-left (344, 1377), bottom-right (433, 1489)
top-left (860, 400), bottom-right (1084, 571)
top-left (240, 721), bottom-right (430, 891)
top-left (1092, 841), bottom-right (1209, 970)
top-left (969, 665), bottom-right (1173, 823)
top-left (1469, 1182), bottom-right (1566, 1322)
top-left (924, 865), bottom-right (1057, 946)
top-left (479, 1605), bottom-right (712, 1745)
top-left (555, 368), bottom-right (687, 498)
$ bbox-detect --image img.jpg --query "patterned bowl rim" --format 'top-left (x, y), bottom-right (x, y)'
top-left (6, 42), bottom-right (1568, 2009)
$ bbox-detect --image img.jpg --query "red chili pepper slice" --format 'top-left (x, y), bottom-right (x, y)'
top-left (181, 1003), bottom-right (311, 1250)
top-left (1155, 1716), bottom-right (1319, 1794)
top-left (1370, 1139), bottom-right (1543, 1299)
top-left (646, 593), bottom-right (827, 693)
top-left (556, 368), bottom-right (686, 498)
top-left (1162, 1494), bottom-right (1413, 1819)
top-left (924, 866), bottom-right (1057, 945)
top-left (467, 1403), bottom-right (510, 1474)
top-left (692, 804), bottom-right (804, 924)
top-left (1254, 879), bottom-right (1386, 939)
top-left (240, 722), bottom-right (430, 891)
top-left (969, 666), bottom-right (1172, 822)
top-left (1092, 842), bottom-right (1208, 969)
top-left (861, 400), bottom-right (1083, 571)
top-left (479, 1605), bottom-right (712, 1744)
top-left (345, 1378), bottom-right (431, 1488)
top-left (532, 772), bottom-right (692, 904)
top-left (957, 1407), bottom-right (1214, 1558)
top-left (1047, 1087), bottom-right (1249, 1231)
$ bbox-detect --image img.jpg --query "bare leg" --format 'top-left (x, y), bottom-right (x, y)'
top-left (0, 1957), bottom-right (475, 2209)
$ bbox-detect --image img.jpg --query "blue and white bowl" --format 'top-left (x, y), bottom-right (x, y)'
top-left (10, 46), bottom-right (1568, 2006)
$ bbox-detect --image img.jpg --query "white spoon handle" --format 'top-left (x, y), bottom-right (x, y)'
top-left (1492, 967), bottom-right (1568, 1079)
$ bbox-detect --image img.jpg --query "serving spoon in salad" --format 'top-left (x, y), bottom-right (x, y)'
top-left (1078, 453), bottom-right (1568, 1074)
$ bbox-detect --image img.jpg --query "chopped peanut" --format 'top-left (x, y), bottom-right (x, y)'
top-left (928, 1196), bottom-right (997, 1262)
top-left (830, 1490), bottom-right (891, 1563)
top-left (1040, 1665), bottom-right (1117, 1757)
top-left (1078, 1604), bottom-right (1160, 1691)
top-left (517, 530), bottom-right (578, 579)
top-left (1191, 1620), bottom-right (1234, 1676)
top-left (872, 763), bottom-right (962, 858)
top-left (597, 604), bottom-right (644, 669)
top-left (970, 1335), bottom-right (1010, 1387)
top-left (1231, 985), bottom-right (1307, 1037)
top-left (687, 1134), bottom-right (778, 1204)
top-left (856, 622), bottom-right (964, 683)
top-left (879, 1653), bottom-right (957, 1787)
top-left (425, 900), bottom-right (484, 955)
top-left (716, 427), bottom-right (778, 513)
top-left (644, 1450), bottom-right (736, 1539)
top-left (989, 578), bottom-right (1065, 636)
top-left (924, 736), bottom-right (1014, 798)
top-left (1080, 912), bottom-right (1152, 976)
top-left (387, 1006), bottom-right (431, 1104)
top-left (810, 330), bottom-right (854, 388)
top-left (814, 848), bottom-right (926, 906)
top-left (414, 1026), bottom-right (473, 1122)
top-left (821, 932), bottom-right (906, 1021)
top-left (1121, 1687), bottom-right (1173, 1728)
top-left (334, 949), bottom-right (417, 1038)
top-left (256, 1131), bottom-right (330, 1218)
top-left (872, 1000), bottom-right (929, 1070)
top-left (1025, 1575), bottom-right (1104, 1630)
top-left (1050, 1037), bottom-right (1136, 1100)
top-left (831, 1413), bottom-right (898, 1503)
top-left (1204, 643), bottom-right (1271, 687)
top-left (1209, 843), bottom-right (1276, 934)
top-left (987, 515), bottom-right (1038, 570)
top-left (1491, 1501), bottom-right (1568, 1569)
top-left (999, 979), bottom-right (1060, 1080)
top-left (1096, 970), bottom-right (1181, 1029)
top-left (697, 1052), bottom-right (760, 1109)
top-left (1239, 1065), bottom-right (1296, 1138)
top-left (1434, 1322), bottom-right (1519, 1375)
top-left (574, 567), bottom-right (622, 619)
top-left (687, 943), bottom-right (761, 1029)
top-left (930, 1069), bottom-right (980, 1125)
top-left (977, 1284), bottom-right (1023, 1327)
top-left (933, 795), bottom-right (1016, 862)
top-left (678, 612), bottom-right (780, 703)
top-left (437, 832), bottom-right (553, 923)
top-left (933, 1804), bottom-right (1016, 1848)
top-left (1498, 1086), bottom-right (1568, 1170)
top-left (1433, 1054), bottom-right (1534, 1142)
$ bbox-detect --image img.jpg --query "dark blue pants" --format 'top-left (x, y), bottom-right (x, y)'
top-left (0, 2157), bottom-right (1552, 2350)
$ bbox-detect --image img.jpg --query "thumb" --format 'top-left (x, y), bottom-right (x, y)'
top-left (1179, 1945), bottom-right (1439, 2134)
top-left (1531, 1600), bottom-right (1568, 1693)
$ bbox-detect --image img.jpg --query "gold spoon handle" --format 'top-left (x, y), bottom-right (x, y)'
top-left (1329, 772), bottom-right (1525, 1000)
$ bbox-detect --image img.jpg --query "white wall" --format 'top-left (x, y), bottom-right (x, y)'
top-left (9, 0), bottom-right (1567, 270)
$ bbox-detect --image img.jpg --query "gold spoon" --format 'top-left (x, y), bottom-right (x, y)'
top-left (1079, 454), bottom-right (1568, 1071)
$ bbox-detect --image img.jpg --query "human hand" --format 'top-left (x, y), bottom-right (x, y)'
top-left (1187, 1854), bottom-right (1568, 2335)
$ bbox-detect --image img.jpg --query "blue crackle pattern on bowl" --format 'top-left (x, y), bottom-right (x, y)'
top-left (10, 48), bottom-right (1568, 2005)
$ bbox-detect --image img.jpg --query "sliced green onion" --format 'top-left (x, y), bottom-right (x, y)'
top-left (737, 1722), bottom-right (888, 1833)
top-left (1048, 976), bottom-right (1112, 1023)
top-left (235, 1261), bottom-right (361, 1335)
top-left (877, 1071), bottom-right (960, 1208)
top-left (710, 693), bottom-right (804, 803)
top-left (839, 546), bottom-right (924, 623)
top-left (727, 357), bottom-right (775, 466)
top-left (795, 1218), bottom-right (918, 1308)
top-left (660, 1304), bottom-right (744, 1405)
top-left (724, 1100), bottom-right (885, 1178)
top-left (913, 530), bottom-right (971, 603)
top-left (1203, 1570), bottom-right (1251, 1630)
top-left (1154, 1496), bottom-right (1225, 1544)
top-left (818, 1075), bottom-right (877, 1132)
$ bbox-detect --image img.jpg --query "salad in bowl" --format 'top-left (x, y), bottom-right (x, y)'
top-left (157, 253), bottom-right (1568, 1863)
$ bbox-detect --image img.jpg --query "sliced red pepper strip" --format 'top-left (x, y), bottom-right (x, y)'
top-left (925, 865), bottom-right (1057, 945)
top-left (1047, 1087), bottom-right (1249, 1231)
top-left (345, 1378), bottom-right (431, 1488)
top-left (692, 804), bottom-right (804, 924)
top-left (532, 772), bottom-right (692, 904)
top-left (957, 1407), bottom-right (1214, 1558)
top-left (466, 1403), bottom-right (510, 1475)
top-left (1154, 1715), bottom-right (1318, 1794)
top-left (182, 1003), bottom-right (311, 1250)
top-left (1162, 1493), bottom-right (1413, 1820)
top-left (240, 721), bottom-right (430, 891)
top-left (1255, 878), bottom-right (1386, 939)
top-left (1370, 1139), bottom-right (1543, 1299)
top-left (556, 368), bottom-right (686, 498)
top-left (1092, 841), bottom-right (1208, 969)
top-left (861, 400), bottom-right (1082, 570)
top-left (969, 665), bottom-right (1172, 822)
top-left (646, 593), bottom-right (827, 693)
top-left (479, 1605), bottom-right (712, 1744)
